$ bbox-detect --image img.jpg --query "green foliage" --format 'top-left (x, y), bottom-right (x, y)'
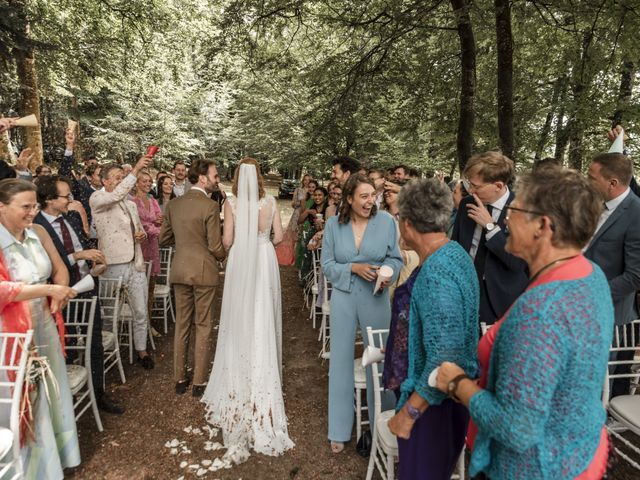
top-left (0, 0), bottom-right (639, 174)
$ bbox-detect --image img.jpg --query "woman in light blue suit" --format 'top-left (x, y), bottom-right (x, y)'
top-left (321, 174), bottom-right (403, 453)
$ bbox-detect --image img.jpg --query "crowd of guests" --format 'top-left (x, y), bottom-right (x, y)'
top-left (306, 127), bottom-right (636, 479)
top-left (0, 119), bottom-right (233, 477)
top-left (0, 108), bottom-right (638, 479)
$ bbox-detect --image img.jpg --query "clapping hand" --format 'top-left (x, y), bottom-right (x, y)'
top-left (0, 118), bottom-right (16, 134)
top-left (466, 194), bottom-right (493, 227)
top-left (16, 148), bottom-right (34, 170)
top-left (49, 285), bottom-right (77, 314)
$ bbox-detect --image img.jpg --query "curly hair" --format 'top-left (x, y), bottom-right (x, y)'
top-left (338, 174), bottom-right (377, 224)
top-left (397, 179), bottom-right (453, 233)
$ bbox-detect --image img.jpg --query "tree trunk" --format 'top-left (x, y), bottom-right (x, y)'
top-left (494, 0), bottom-right (514, 161)
top-left (451, 0), bottom-right (476, 172)
top-left (0, 130), bottom-right (17, 164)
top-left (565, 31), bottom-right (594, 171)
top-left (535, 76), bottom-right (564, 160)
top-left (612, 60), bottom-right (635, 127)
top-left (13, 11), bottom-right (44, 168)
top-left (553, 77), bottom-right (569, 163)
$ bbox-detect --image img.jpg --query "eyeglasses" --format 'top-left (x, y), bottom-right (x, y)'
top-left (505, 205), bottom-right (556, 231)
top-left (57, 194), bottom-right (74, 201)
top-left (504, 205), bottom-right (546, 218)
top-left (464, 178), bottom-right (491, 191)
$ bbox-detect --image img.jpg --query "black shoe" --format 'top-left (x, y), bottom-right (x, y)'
top-left (175, 379), bottom-right (190, 395)
top-left (192, 384), bottom-right (206, 398)
top-left (137, 355), bottom-right (154, 370)
top-left (97, 393), bottom-right (125, 415)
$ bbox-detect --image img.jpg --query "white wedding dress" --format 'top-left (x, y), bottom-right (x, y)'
top-left (202, 164), bottom-right (294, 464)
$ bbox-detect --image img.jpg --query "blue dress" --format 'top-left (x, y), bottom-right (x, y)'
top-left (0, 224), bottom-right (80, 480)
top-left (321, 210), bottom-right (403, 442)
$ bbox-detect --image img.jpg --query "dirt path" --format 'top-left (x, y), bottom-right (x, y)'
top-left (67, 265), bottom-right (368, 480)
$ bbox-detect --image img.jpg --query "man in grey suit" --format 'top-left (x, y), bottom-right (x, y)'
top-left (585, 151), bottom-right (640, 397)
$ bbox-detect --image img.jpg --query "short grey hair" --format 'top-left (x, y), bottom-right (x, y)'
top-left (397, 179), bottom-right (453, 233)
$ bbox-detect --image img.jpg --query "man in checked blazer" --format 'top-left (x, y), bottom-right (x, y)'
top-left (585, 151), bottom-right (640, 397)
top-left (90, 155), bottom-right (154, 369)
top-left (160, 159), bottom-right (226, 397)
top-left (34, 175), bottom-right (124, 414)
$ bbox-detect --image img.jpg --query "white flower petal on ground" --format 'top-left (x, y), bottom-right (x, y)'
top-left (188, 464), bottom-right (199, 470)
top-left (183, 426), bottom-right (193, 434)
top-left (179, 461), bottom-right (188, 469)
top-left (201, 459), bottom-right (212, 467)
top-left (192, 428), bottom-right (202, 435)
top-left (196, 468), bottom-right (208, 477)
top-left (170, 448), bottom-right (178, 455)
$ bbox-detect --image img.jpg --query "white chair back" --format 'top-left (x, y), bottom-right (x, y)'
top-left (603, 319), bottom-right (640, 408)
top-left (98, 277), bottom-right (123, 331)
top-left (366, 327), bottom-right (389, 418)
top-left (157, 248), bottom-right (173, 285)
top-left (0, 330), bottom-right (34, 478)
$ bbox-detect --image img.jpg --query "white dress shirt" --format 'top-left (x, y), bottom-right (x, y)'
top-left (470, 188), bottom-right (510, 260)
top-left (40, 210), bottom-right (90, 276)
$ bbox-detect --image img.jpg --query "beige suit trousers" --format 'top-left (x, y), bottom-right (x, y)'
top-left (173, 284), bottom-right (217, 385)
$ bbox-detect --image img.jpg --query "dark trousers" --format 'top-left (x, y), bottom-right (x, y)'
top-left (397, 399), bottom-right (469, 480)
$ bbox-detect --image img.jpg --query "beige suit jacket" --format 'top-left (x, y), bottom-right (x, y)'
top-left (159, 188), bottom-right (226, 286)
top-left (89, 174), bottom-right (145, 269)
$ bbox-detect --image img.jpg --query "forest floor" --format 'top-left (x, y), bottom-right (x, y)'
top-left (66, 183), bottom-right (640, 480)
top-left (67, 264), bottom-right (370, 480)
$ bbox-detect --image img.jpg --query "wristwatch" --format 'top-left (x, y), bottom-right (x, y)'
top-left (405, 403), bottom-right (422, 421)
top-left (447, 374), bottom-right (469, 402)
top-left (485, 222), bottom-right (496, 232)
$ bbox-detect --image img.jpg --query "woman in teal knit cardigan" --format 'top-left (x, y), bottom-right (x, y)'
top-left (436, 168), bottom-right (613, 479)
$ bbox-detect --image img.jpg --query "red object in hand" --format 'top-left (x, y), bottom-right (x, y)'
top-left (146, 145), bottom-right (159, 157)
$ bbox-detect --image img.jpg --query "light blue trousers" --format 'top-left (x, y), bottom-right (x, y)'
top-left (328, 277), bottom-right (395, 442)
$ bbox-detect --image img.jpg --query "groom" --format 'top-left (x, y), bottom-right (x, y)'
top-left (159, 159), bottom-right (227, 397)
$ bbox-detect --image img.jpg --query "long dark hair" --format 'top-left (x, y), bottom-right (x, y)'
top-left (155, 175), bottom-right (176, 205)
top-left (338, 174), bottom-right (377, 224)
top-left (313, 186), bottom-right (329, 214)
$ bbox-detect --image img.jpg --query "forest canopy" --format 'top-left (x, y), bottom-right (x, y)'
top-left (0, 0), bottom-right (638, 177)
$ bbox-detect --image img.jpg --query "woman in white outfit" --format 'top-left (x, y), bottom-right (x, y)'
top-left (202, 158), bottom-right (294, 463)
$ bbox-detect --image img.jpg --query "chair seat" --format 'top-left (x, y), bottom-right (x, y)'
top-left (0, 427), bottom-right (13, 460)
top-left (376, 410), bottom-right (399, 454)
top-left (154, 284), bottom-right (171, 296)
top-left (354, 359), bottom-right (366, 386)
top-left (609, 395), bottom-right (640, 434)
top-left (66, 364), bottom-right (88, 395)
top-left (102, 330), bottom-right (116, 351)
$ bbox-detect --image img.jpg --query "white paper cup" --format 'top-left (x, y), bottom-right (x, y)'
top-left (362, 346), bottom-right (385, 367)
top-left (14, 114), bottom-right (38, 127)
top-left (71, 275), bottom-right (95, 294)
top-left (428, 367), bottom-right (440, 388)
top-left (373, 265), bottom-right (393, 294)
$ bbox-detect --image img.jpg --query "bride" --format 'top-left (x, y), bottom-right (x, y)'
top-left (202, 158), bottom-right (294, 463)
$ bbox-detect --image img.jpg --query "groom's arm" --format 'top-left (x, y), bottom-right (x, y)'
top-left (206, 203), bottom-right (226, 260)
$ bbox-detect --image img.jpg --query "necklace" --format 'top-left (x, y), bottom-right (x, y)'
top-left (528, 254), bottom-right (579, 286)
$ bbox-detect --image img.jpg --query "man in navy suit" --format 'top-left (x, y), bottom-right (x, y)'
top-left (34, 175), bottom-right (124, 414)
top-left (452, 151), bottom-right (529, 326)
top-left (585, 152), bottom-right (640, 397)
